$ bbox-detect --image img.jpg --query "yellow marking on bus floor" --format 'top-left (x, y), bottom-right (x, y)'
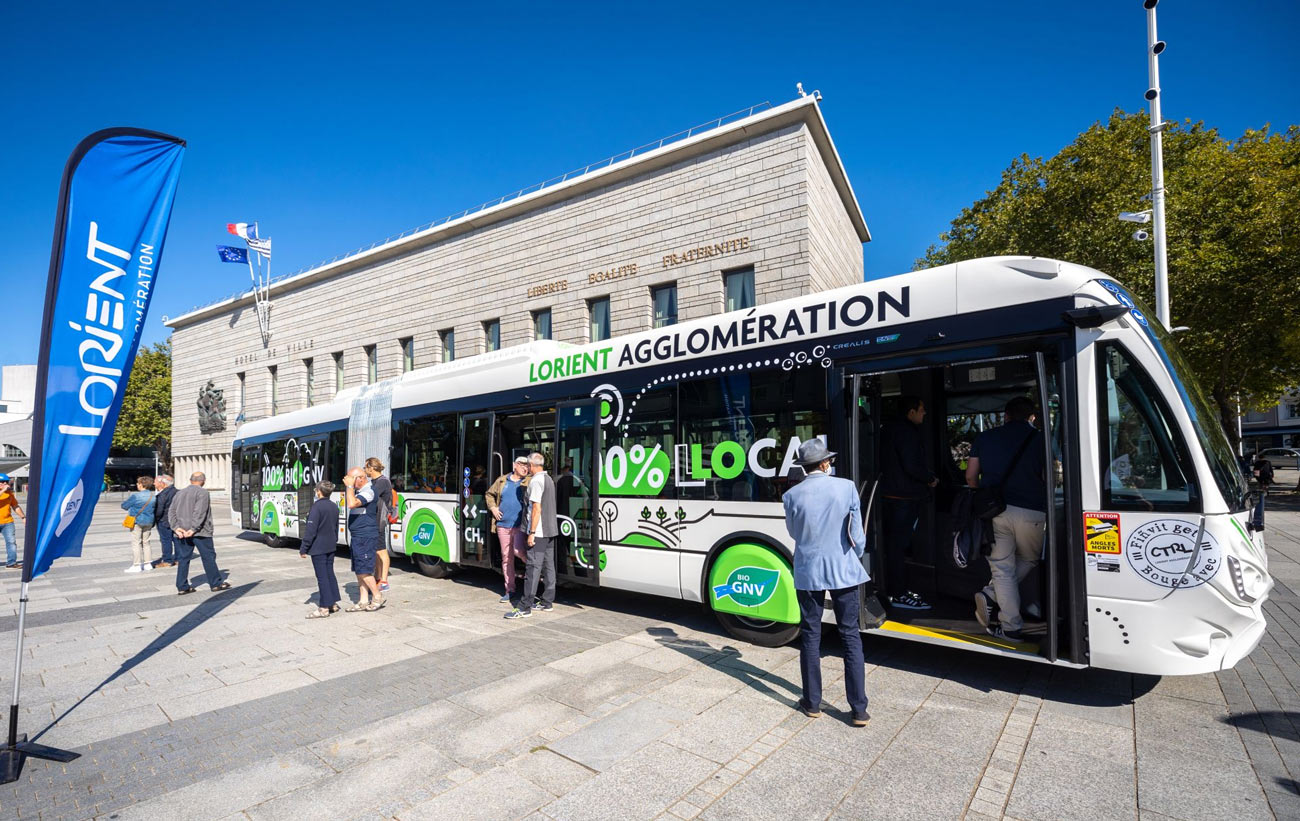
top-left (877, 620), bottom-right (1040, 654)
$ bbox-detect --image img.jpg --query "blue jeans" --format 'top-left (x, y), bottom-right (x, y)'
top-left (798, 586), bottom-right (868, 715)
top-left (176, 535), bottom-right (223, 590)
top-left (1, 522), bottom-right (16, 565)
top-left (157, 523), bottom-right (176, 564)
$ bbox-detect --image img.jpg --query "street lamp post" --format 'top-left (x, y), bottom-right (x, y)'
top-left (1144, 0), bottom-right (1172, 331)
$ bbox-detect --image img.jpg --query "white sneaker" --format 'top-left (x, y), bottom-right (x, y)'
top-left (124, 564), bottom-right (143, 574)
top-left (140, 563), bottom-right (154, 572)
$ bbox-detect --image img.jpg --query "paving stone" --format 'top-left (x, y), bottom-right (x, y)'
top-left (1005, 746), bottom-right (1135, 821)
top-left (543, 742), bottom-right (715, 821)
top-left (401, 767), bottom-right (551, 821)
top-left (549, 698), bottom-right (689, 771)
top-left (660, 691), bottom-right (790, 764)
top-left (701, 742), bottom-right (861, 821)
top-left (1136, 738), bottom-right (1272, 821)
top-left (505, 749), bottom-right (597, 797)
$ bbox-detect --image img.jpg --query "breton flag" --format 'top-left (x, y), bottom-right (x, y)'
top-left (246, 236), bottom-right (271, 259)
top-left (227, 221), bottom-right (260, 240)
top-left (216, 245), bottom-right (249, 263)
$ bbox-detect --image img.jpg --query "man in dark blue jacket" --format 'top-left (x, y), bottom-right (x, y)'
top-left (301, 480), bottom-right (342, 618)
top-left (153, 475), bottom-right (178, 568)
top-left (879, 396), bottom-right (937, 610)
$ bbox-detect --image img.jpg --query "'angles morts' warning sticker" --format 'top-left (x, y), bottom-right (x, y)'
top-left (1084, 512), bottom-right (1121, 555)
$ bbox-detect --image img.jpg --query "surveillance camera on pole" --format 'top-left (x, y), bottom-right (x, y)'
top-left (1132, 230), bottom-right (1151, 241)
top-left (1119, 211), bottom-right (1152, 224)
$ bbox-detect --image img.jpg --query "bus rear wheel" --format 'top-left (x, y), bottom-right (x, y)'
top-left (412, 552), bottom-right (454, 578)
top-left (713, 611), bottom-right (800, 648)
top-left (264, 534), bottom-right (294, 549)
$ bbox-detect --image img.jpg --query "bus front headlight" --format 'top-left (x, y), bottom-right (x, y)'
top-left (1226, 555), bottom-right (1268, 604)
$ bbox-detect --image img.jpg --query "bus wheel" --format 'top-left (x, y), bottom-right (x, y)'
top-left (713, 611), bottom-right (800, 648)
top-left (264, 534), bottom-right (293, 549)
top-left (412, 552), bottom-right (454, 578)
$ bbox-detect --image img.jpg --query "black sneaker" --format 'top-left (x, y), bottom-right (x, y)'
top-left (987, 624), bottom-right (1025, 643)
top-left (798, 699), bottom-right (822, 718)
top-left (888, 591), bottom-right (932, 610)
top-left (851, 711), bottom-right (871, 727)
top-left (974, 592), bottom-right (993, 628)
top-left (535, 601), bottom-right (554, 612)
top-left (504, 607), bottom-right (532, 620)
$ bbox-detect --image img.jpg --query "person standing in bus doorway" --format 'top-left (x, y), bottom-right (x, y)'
top-left (879, 395), bottom-right (937, 611)
top-left (505, 452), bottom-right (557, 619)
top-left (0, 473), bottom-right (26, 569)
top-left (486, 456), bottom-right (531, 604)
top-left (343, 467), bottom-right (385, 611)
top-left (152, 474), bottom-right (177, 568)
top-left (784, 439), bottom-right (870, 728)
top-left (364, 458), bottom-right (394, 593)
top-left (301, 480), bottom-right (342, 618)
top-left (965, 396), bottom-right (1046, 642)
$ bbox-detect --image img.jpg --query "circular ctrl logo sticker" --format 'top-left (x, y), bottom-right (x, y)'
top-left (1125, 518), bottom-right (1220, 589)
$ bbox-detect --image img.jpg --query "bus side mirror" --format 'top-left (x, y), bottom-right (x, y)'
top-left (1062, 305), bottom-right (1131, 329)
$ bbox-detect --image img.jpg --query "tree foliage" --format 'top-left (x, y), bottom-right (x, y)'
top-left (113, 340), bottom-right (172, 462)
top-left (919, 110), bottom-right (1300, 443)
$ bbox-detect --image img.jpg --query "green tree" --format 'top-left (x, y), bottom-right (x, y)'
top-left (113, 339), bottom-right (172, 468)
top-left (919, 110), bottom-right (1300, 445)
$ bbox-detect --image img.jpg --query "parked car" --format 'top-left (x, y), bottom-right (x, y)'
top-left (1257, 448), bottom-right (1300, 471)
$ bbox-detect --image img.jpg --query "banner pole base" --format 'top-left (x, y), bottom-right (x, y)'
top-left (0, 734), bottom-right (80, 784)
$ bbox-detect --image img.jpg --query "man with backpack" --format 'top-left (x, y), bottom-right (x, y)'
top-left (364, 457), bottom-right (395, 593)
top-left (964, 396), bottom-right (1045, 642)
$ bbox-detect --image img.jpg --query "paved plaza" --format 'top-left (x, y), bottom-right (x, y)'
top-left (0, 488), bottom-right (1299, 821)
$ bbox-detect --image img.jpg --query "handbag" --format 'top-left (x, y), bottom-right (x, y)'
top-left (122, 492), bottom-right (155, 530)
top-left (971, 430), bottom-right (1037, 520)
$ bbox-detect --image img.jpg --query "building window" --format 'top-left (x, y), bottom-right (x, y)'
top-left (304, 358), bottom-right (314, 406)
top-left (401, 337), bottom-right (415, 372)
top-left (269, 365), bottom-right (278, 415)
top-left (484, 320), bottom-right (501, 353)
top-left (2, 444), bottom-right (26, 459)
top-left (725, 267), bottom-right (755, 312)
top-left (365, 345), bottom-right (377, 384)
top-left (237, 372), bottom-right (246, 417)
top-left (652, 283), bottom-right (678, 328)
top-left (333, 352), bottom-right (344, 391)
top-left (533, 309), bottom-right (552, 341)
top-left (441, 329), bottom-right (456, 362)
top-left (589, 297), bottom-right (611, 342)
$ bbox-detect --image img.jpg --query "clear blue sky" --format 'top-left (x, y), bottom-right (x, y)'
top-left (3, 0), bottom-right (1296, 369)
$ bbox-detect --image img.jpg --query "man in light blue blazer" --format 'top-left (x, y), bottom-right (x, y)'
top-left (783, 439), bottom-right (870, 727)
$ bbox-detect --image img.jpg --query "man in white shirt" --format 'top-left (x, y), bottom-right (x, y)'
top-left (505, 452), bottom-right (557, 619)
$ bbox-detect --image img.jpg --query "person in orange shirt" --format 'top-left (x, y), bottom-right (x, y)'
top-left (0, 473), bottom-right (25, 569)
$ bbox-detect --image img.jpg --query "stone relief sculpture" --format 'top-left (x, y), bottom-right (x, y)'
top-left (197, 380), bottom-right (227, 433)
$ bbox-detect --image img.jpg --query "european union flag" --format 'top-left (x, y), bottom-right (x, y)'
top-left (216, 245), bottom-right (248, 264)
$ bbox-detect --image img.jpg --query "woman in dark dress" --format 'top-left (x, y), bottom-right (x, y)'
top-left (300, 480), bottom-right (342, 618)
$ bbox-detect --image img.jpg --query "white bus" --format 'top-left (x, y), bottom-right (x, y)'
top-left (231, 256), bottom-right (1269, 676)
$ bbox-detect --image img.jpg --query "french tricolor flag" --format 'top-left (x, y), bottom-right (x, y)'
top-left (226, 221), bottom-right (259, 240)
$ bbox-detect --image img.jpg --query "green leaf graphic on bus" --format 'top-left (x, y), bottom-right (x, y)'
top-left (600, 444), bottom-right (670, 496)
top-left (260, 502), bottom-right (280, 535)
top-left (712, 566), bottom-right (780, 608)
top-left (411, 522), bottom-right (437, 547)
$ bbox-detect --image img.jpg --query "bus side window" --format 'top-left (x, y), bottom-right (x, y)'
top-left (1098, 344), bottom-right (1199, 512)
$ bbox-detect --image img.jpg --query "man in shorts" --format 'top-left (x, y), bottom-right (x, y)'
top-left (0, 473), bottom-right (25, 569)
top-left (343, 467), bottom-right (384, 610)
top-left (364, 457), bottom-right (394, 592)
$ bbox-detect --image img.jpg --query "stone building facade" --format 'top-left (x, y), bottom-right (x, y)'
top-left (166, 95), bottom-right (870, 489)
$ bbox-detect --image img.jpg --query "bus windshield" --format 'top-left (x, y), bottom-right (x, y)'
top-left (1099, 280), bottom-right (1249, 512)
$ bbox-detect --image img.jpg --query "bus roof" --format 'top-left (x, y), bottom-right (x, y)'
top-left (233, 256), bottom-right (1112, 443)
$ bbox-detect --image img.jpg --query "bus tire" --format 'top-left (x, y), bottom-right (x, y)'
top-left (264, 534), bottom-right (294, 549)
top-left (713, 611), bottom-right (800, 648)
top-left (412, 552), bottom-right (454, 578)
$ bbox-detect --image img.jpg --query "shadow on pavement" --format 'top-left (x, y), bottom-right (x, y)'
top-left (1223, 709), bottom-right (1300, 744)
top-left (646, 626), bottom-right (803, 707)
top-left (30, 581), bottom-right (260, 743)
